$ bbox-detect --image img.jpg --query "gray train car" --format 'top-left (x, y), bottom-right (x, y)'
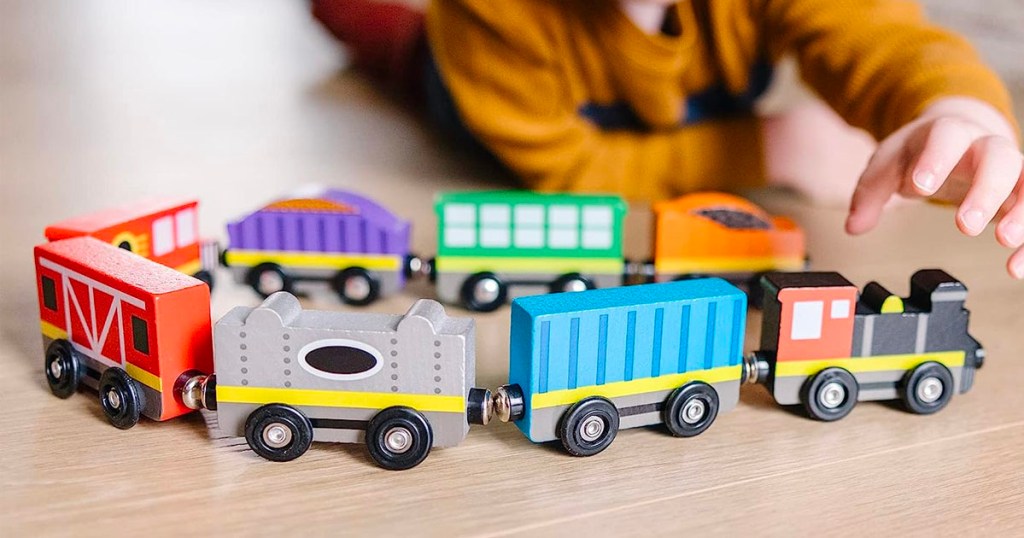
top-left (213, 292), bottom-right (477, 470)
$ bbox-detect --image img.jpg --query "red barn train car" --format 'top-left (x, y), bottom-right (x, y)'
top-left (35, 237), bottom-right (214, 428)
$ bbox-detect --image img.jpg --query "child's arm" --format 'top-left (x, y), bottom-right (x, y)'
top-left (425, 0), bottom-right (763, 200)
top-left (757, 0), bottom-right (1022, 276)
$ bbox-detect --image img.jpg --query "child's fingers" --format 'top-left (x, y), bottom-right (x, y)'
top-left (956, 136), bottom-right (1024, 237)
top-left (1008, 244), bottom-right (1024, 279)
top-left (846, 149), bottom-right (899, 235)
top-left (909, 118), bottom-right (975, 196)
top-left (996, 168), bottom-right (1024, 249)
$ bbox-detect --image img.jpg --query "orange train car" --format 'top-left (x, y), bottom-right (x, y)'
top-left (45, 198), bottom-right (215, 287)
top-left (35, 237), bottom-right (214, 428)
top-left (652, 192), bottom-right (806, 282)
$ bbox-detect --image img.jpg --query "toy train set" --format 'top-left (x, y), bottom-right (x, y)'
top-left (43, 189), bottom-right (807, 311)
top-left (222, 189), bottom-right (807, 310)
top-left (33, 192), bottom-right (986, 469)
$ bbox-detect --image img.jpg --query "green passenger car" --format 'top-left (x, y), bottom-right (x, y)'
top-left (433, 191), bottom-right (628, 311)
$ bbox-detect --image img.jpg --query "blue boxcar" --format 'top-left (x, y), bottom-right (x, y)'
top-left (507, 279), bottom-right (747, 454)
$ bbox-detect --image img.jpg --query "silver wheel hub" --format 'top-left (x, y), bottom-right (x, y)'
top-left (384, 426), bottom-right (413, 454)
top-left (263, 423), bottom-right (293, 448)
top-left (819, 381), bottom-right (846, 409)
top-left (473, 278), bottom-right (501, 305)
top-left (50, 359), bottom-right (63, 379)
top-left (258, 271), bottom-right (284, 294)
top-left (344, 275), bottom-right (371, 301)
top-left (107, 389), bottom-right (121, 410)
top-left (562, 279), bottom-right (589, 293)
top-left (682, 398), bottom-right (707, 424)
top-left (579, 416), bottom-right (606, 442)
top-left (917, 376), bottom-right (944, 404)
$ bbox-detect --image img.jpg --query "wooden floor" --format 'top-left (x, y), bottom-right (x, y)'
top-left (2, 1), bottom-right (1023, 535)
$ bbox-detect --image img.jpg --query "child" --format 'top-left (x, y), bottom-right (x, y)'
top-left (312, 0), bottom-right (1024, 277)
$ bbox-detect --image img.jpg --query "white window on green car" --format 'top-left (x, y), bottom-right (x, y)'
top-left (514, 227), bottom-right (543, 248)
top-left (480, 228), bottom-right (510, 248)
top-left (445, 228), bottom-right (476, 248)
top-left (581, 205), bottom-right (613, 249)
top-left (479, 204), bottom-right (511, 247)
top-left (513, 204), bottom-right (545, 248)
top-left (480, 204), bottom-right (510, 226)
top-left (548, 205), bottom-right (578, 227)
top-left (444, 204), bottom-right (476, 225)
top-left (444, 204), bottom-right (477, 248)
top-left (548, 229), bottom-right (578, 249)
top-left (548, 205), bottom-right (579, 249)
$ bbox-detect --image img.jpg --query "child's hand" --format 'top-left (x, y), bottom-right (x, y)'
top-left (845, 97), bottom-right (1024, 278)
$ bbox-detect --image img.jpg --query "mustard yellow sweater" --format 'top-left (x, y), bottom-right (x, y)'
top-left (425, 0), bottom-right (1014, 201)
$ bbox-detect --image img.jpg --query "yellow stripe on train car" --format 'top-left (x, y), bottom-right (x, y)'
top-left (224, 250), bottom-right (402, 271)
top-left (40, 321), bottom-right (163, 392)
top-left (40, 320), bottom-right (68, 340)
top-left (217, 385), bottom-right (466, 414)
top-left (435, 256), bottom-right (625, 275)
top-left (654, 256), bottom-right (806, 274)
top-left (773, 351), bottom-right (966, 378)
top-left (125, 363), bottom-right (163, 392)
top-left (174, 260), bottom-right (202, 276)
top-left (531, 364), bottom-right (743, 409)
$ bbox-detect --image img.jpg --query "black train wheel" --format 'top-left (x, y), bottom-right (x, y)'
top-left (245, 263), bottom-right (293, 298)
top-left (558, 397), bottom-right (619, 457)
top-left (900, 362), bottom-right (954, 415)
top-left (98, 367), bottom-right (145, 430)
top-left (460, 272), bottom-right (507, 312)
top-left (549, 273), bottom-right (595, 294)
top-left (192, 269), bottom-right (214, 290)
top-left (333, 267), bottom-right (380, 306)
top-left (801, 368), bottom-right (859, 422)
top-left (663, 382), bottom-right (720, 438)
top-left (44, 339), bottom-right (82, 399)
top-left (245, 404), bottom-right (314, 462)
top-left (366, 407), bottom-right (433, 470)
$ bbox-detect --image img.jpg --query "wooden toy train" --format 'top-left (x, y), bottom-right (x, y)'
top-left (44, 198), bottom-right (220, 288)
top-left (35, 236), bottom-right (984, 470)
top-left (48, 189), bottom-right (806, 311)
top-left (219, 189), bottom-right (806, 311)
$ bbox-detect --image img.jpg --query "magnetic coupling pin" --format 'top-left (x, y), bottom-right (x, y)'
top-left (466, 384), bottom-right (526, 425)
top-left (742, 352), bottom-right (770, 385)
top-left (467, 387), bottom-right (492, 425)
top-left (491, 384), bottom-right (525, 423)
top-left (179, 373), bottom-right (217, 411)
top-left (403, 254), bottom-right (429, 281)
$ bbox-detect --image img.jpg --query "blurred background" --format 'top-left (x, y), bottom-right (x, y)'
top-left (1, 0), bottom-right (1022, 330)
top-left (2, 0), bottom-right (1021, 243)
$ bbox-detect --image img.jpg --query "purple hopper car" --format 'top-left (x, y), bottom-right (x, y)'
top-left (223, 189), bottom-right (413, 305)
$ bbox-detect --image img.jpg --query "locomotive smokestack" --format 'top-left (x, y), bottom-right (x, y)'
top-left (909, 269), bottom-right (967, 311)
